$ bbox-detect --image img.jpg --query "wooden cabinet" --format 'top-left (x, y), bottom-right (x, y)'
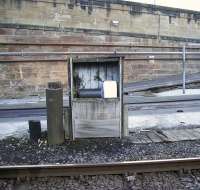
top-left (69, 57), bottom-right (123, 139)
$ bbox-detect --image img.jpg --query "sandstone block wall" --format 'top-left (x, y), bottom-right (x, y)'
top-left (0, 0), bottom-right (200, 97)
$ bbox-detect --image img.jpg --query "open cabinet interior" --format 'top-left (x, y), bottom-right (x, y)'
top-left (72, 57), bottom-right (120, 98)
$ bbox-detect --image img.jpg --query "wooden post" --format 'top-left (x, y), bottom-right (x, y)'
top-left (122, 104), bottom-right (129, 137)
top-left (46, 82), bottom-right (64, 145)
top-left (63, 107), bottom-right (72, 139)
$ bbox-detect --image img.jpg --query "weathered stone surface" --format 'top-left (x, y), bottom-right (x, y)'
top-left (0, 0), bottom-right (200, 97)
top-left (1, 0), bottom-right (200, 40)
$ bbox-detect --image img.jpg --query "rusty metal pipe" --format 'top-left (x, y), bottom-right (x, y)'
top-left (0, 51), bottom-right (185, 56)
top-left (2, 57), bottom-right (200, 63)
top-left (1, 42), bottom-right (200, 49)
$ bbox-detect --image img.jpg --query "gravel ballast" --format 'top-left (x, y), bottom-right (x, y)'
top-left (1, 170), bottom-right (200, 190)
top-left (0, 136), bottom-right (200, 165)
top-left (1, 136), bottom-right (200, 189)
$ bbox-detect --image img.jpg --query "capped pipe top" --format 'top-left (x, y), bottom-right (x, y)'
top-left (48, 81), bottom-right (62, 89)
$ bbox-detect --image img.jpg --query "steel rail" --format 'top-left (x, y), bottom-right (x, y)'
top-left (0, 157), bottom-right (200, 178)
top-left (1, 94), bottom-right (200, 108)
top-left (2, 96), bottom-right (200, 119)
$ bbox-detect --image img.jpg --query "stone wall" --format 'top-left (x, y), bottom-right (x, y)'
top-left (0, 0), bottom-right (200, 98)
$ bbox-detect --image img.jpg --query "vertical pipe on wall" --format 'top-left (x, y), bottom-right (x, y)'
top-left (69, 57), bottom-right (74, 140)
top-left (182, 45), bottom-right (186, 94)
top-left (120, 57), bottom-right (125, 137)
top-left (69, 57), bottom-right (73, 140)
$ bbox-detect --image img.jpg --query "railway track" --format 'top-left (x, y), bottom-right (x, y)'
top-left (1, 157), bottom-right (200, 178)
top-left (1, 95), bottom-right (200, 119)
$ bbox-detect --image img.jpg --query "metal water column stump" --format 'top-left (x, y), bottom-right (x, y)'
top-left (69, 57), bottom-right (124, 139)
top-left (46, 82), bottom-right (64, 144)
